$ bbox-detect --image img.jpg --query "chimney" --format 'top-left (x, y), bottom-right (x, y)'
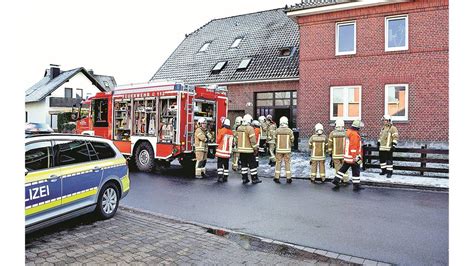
top-left (88, 69), bottom-right (94, 75)
top-left (50, 64), bottom-right (60, 79)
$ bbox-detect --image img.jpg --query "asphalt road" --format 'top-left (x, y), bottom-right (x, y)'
top-left (122, 164), bottom-right (448, 265)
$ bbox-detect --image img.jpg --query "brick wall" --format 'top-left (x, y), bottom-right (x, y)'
top-left (227, 80), bottom-right (299, 115)
top-left (296, 0), bottom-right (449, 142)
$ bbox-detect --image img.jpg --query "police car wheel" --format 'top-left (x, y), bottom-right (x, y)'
top-left (96, 183), bottom-right (119, 219)
top-left (134, 142), bottom-right (155, 172)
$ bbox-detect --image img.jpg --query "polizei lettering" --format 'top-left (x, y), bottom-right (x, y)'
top-left (27, 185), bottom-right (50, 201)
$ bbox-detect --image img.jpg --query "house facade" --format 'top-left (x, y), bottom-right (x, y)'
top-left (286, 0), bottom-right (449, 145)
top-left (150, 9), bottom-right (300, 128)
top-left (25, 65), bottom-right (116, 130)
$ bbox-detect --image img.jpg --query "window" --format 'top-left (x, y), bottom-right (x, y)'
top-left (330, 86), bottom-right (361, 120)
top-left (76, 88), bottom-right (83, 99)
top-left (92, 99), bottom-right (109, 127)
top-left (385, 84), bottom-right (408, 121)
top-left (237, 58), bottom-right (252, 70)
top-left (386, 15), bottom-right (408, 51)
top-left (89, 141), bottom-right (116, 160)
top-left (211, 61), bottom-right (227, 74)
top-left (230, 38), bottom-right (242, 48)
top-left (336, 21), bottom-right (356, 55)
top-left (199, 42), bottom-right (211, 52)
top-left (279, 47), bottom-right (295, 57)
top-left (25, 141), bottom-right (53, 171)
top-left (65, 88), bottom-right (73, 98)
top-left (55, 140), bottom-right (91, 166)
top-left (104, 81), bottom-right (110, 89)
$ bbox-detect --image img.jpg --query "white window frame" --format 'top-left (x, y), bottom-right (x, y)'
top-left (385, 15), bottom-right (409, 52)
top-left (199, 42), bottom-right (211, 52)
top-left (335, 21), bottom-right (356, 56)
top-left (385, 84), bottom-right (409, 121)
top-left (330, 85), bottom-right (362, 121)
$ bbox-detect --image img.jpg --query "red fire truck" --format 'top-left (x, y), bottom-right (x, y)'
top-left (73, 81), bottom-right (228, 172)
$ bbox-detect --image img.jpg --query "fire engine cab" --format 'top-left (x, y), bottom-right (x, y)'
top-left (73, 81), bottom-right (228, 172)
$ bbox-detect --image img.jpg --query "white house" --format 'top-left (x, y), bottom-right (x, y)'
top-left (25, 64), bottom-right (116, 130)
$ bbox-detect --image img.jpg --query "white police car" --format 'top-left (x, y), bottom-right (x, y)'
top-left (25, 134), bottom-right (130, 233)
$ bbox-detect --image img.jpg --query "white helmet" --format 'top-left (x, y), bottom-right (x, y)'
top-left (252, 120), bottom-right (261, 127)
top-left (335, 118), bottom-right (344, 128)
top-left (258, 116), bottom-right (266, 123)
top-left (279, 116), bottom-right (288, 125)
top-left (266, 114), bottom-right (272, 120)
top-left (382, 114), bottom-right (392, 121)
top-left (315, 123), bottom-right (323, 133)
top-left (235, 116), bottom-right (242, 125)
top-left (198, 117), bottom-right (206, 125)
top-left (242, 114), bottom-right (253, 125)
top-left (223, 119), bottom-right (231, 127)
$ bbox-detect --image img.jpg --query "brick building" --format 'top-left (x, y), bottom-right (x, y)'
top-left (151, 9), bottom-right (300, 128)
top-left (286, 0), bottom-right (448, 145)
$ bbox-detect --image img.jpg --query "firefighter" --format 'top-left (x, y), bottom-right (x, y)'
top-left (216, 118), bottom-right (233, 183)
top-left (231, 116), bottom-right (242, 171)
top-left (309, 123), bottom-right (327, 183)
top-left (252, 120), bottom-right (261, 165)
top-left (332, 120), bottom-right (364, 191)
top-left (194, 117), bottom-right (211, 178)
top-left (274, 116), bottom-right (294, 184)
top-left (266, 114), bottom-right (277, 167)
top-left (378, 115), bottom-right (399, 178)
top-left (328, 119), bottom-right (349, 184)
top-left (236, 114), bottom-right (262, 184)
top-left (258, 116), bottom-right (268, 154)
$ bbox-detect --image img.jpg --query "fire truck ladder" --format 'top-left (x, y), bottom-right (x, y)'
top-left (184, 93), bottom-right (194, 152)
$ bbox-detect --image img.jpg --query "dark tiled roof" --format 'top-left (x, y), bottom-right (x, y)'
top-left (285, 0), bottom-right (345, 12)
top-left (151, 9), bottom-right (299, 84)
top-left (25, 67), bottom-right (109, 103)
top-left (93, 74), bottom-right (117, 90)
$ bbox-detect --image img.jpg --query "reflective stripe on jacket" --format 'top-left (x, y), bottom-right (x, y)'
top-left (343, 128), bottom-right (362, 164)
top-left (236, 125), bottom-right (258, 153)
top-left (309, 134), bottom-right (327, 161)
top-left (378, 124), bottom-right (399, 151)
top-left (275, 126), bottom-right (294, 154)
top-left (328, 129), bottom-right (346, 159)
top-left (216, 128), bottom-right (233, 158)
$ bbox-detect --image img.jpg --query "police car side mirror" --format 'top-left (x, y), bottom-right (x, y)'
top-left (25, 168), bottom-right (29, 176)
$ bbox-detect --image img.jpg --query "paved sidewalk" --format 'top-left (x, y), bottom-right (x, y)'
top-left (26, 207), bottom-right (366, 265)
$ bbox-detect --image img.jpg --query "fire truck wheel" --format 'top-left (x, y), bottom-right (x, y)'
top-left (134, 142), bottom-right (156, 172)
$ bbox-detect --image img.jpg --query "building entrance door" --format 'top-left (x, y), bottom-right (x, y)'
top-left (274, 108), bottom-right (291, 128)
top-left (254, 91), bottom-right (297, 128)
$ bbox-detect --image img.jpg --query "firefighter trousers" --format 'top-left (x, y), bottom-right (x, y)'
top-left (232, 152), bottom-right (240, 171)
top-left (310, 160), bottom-right (325, 181)
top-left (275, 153), bottom-right (291, 179)
top-left (336, 162), bottom-right (361, 184)
top-left (217, 157), bottom-right (230, 180)
top-left (379, 150), bottom-right (394, 173)
top-left (333, 158), bottom-right (349, 183)
top-left (268, 143), bottom-right (276, 162)
top-left (239, 153), bottom-right (258, 180)
top-left (195, 151), bottom-right (207, 177)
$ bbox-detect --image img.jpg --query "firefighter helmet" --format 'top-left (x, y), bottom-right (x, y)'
top-left (315, 123), bottom-right (323, 133)
top-left (198, 117), bottom-right (206, 125)
top-left (223, 119), bottom-right (231, 127)
top-left (382, 114), bottom-right (392, 121)
top-left (235, 116), bottom-right (242, 125)
top-left (258, 116), bottom-right (265, 124)
top-left (252, 120), bottom-right (261, 127)
top-left (266, 114), bottom-right (272, 120)
top-left (279, 116), bottom-right (289, 125)
top-left (335, 118), bottom-right (345, 128)
top-left (242, 114), bottom-right (253, 125)
top-left (351, 120), bottom-right (364, 129)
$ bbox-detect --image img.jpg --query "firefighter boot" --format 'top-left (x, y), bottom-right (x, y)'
top-left (387, 171), bottom-right (393, 178)
top-left (252, 175), bottom-right (262, 184)
top-left (379, 168), bottom-right (387, 175)
top-left (273, 178), bottom-right (281, 184)
top-left (286, 178), bottom-right (292, 184)
top-left (332, 176), bottom-right (341, 189)
top-left (217, 174), bottom-right (224, 183)
top-left (242, 174), bottom-right (250, 184)
top-left (353, 183), bottom-right (365, 191)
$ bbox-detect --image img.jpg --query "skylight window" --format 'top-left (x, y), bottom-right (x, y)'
top-left (237, 58), bottom-right (252, 70)
top-left (199, 42), bottom-right (211, 52)
top-left (211, 61), bottom-right (227, 74)
top-left (279, 47), bottom-right (295, 57)
top-left (230, 38), bottom-right (242, 48)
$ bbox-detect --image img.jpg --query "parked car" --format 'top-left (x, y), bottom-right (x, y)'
top-left (25, 123), bottom-right (54, 134)
top-left (25, 134), bottom-right (130, 233)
